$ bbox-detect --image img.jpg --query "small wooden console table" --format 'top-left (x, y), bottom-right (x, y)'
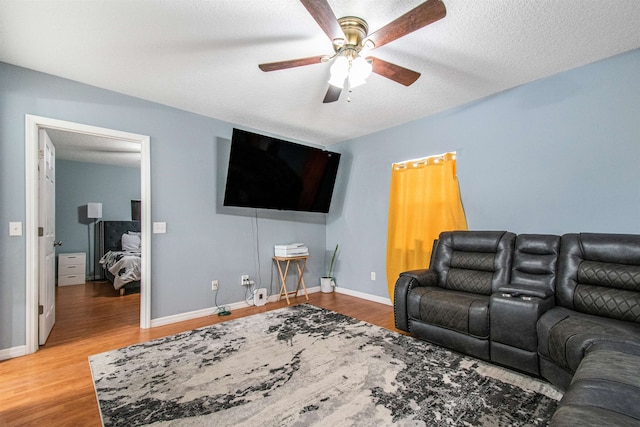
top-left (273, 255), bottom-right (310, 305)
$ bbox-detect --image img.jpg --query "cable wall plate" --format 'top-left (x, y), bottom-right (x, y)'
top-left (254, 288), bottom-right (267, 306)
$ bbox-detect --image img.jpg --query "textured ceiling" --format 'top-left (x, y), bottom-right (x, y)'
top-left (2, 0), bottom-right (640, 149)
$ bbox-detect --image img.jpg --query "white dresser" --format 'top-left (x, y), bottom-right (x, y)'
top-left (58, 252), bottom-right (86, 286)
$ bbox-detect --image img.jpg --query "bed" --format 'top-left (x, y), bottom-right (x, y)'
top-left (97, 220), bottom-right (141, 296)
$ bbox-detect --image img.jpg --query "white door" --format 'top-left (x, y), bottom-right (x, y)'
top-left (38, 129), bottom-right (56, 345)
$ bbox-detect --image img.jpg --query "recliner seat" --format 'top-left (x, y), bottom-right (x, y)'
top-left (537, 233), bottom-right (640, 389)
top-left (395, 230), bottom-right (516, 360)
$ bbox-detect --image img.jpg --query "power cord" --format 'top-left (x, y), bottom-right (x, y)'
top-left (213, 288), bottom-right (231, 316)
top-left (252, 208), bottom-right (262, 289)
top-left (245, 281), bottom-right (256, 306)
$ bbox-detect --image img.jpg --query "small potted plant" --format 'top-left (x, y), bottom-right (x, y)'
top-left (320, 244), bottom-right (339, 293)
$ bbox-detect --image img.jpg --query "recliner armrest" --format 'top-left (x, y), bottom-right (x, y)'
top-left (498, 284), bottom-right (554, 299)
top-left (399, 269), bottom-right (438, 287)
top-left (394, 269), bottom-right (438, 332)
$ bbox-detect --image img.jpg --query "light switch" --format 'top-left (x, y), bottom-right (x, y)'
top-left (153, 222), bottom-right (167, 234)
top-left (9, 222), bottom-right (22, 236)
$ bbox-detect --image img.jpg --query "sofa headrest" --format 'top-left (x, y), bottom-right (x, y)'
top-left (433, 230), bottom-right (516, 295)
top-left (556, 233), bottom-right (640, 316)
top-left (516, 234), bottom-right (561, 256)
top-left (441, 230), bottom-right (515, 253)
top-left (578, 233), bottom-right (640, 265)
top-left (511, 234), bottom-right (561, 291)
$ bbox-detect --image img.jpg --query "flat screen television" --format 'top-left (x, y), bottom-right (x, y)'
top-left (223, 128), bottom-right (341, 213)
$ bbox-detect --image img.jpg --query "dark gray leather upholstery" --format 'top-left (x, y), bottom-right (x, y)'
top-left (393, 231), bottom-right (640, 425)
top-left (490, 234), bottom-right (560, 375)
top-left (555, 233), bottom-right (640, 313)
top-left (550, 342), bottom-right (640, 426)
top-left (538, 233), bottom-right (640, 388)
top-left (395, 230), bottom-right (516, 360)
top-left (394, 269), bottom-right (437, 332)
top-left (408, 288), bottom-right (490, 337)
top-left (538, 307), bottom-right (640, 374)
top-left (510, 234), bottom-right (561, 293)
top-left (431, 231), bottom-right (515, 295)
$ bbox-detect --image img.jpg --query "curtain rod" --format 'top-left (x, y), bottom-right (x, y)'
top-left (393, 151), bottom-right (456, 169)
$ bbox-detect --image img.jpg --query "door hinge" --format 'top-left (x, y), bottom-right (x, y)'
top-left (38, 227), bottom-right (44, 237)
top-left (38, 305), bottom-right (44, 315)
top-left (38, 149), bottom-right (44, 160)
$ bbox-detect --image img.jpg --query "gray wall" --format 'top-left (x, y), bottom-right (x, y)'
top-left (55, 159), bottom-right (141, 277)
top-left (327, 48), bottom-right (640, 300)
top-left (0, 62), bottom-right (327, 351)
top-left (2, 48), bottom-right (639, 352)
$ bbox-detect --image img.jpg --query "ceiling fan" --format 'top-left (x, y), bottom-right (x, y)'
top-left (258, 0), bottom-right (446, 103)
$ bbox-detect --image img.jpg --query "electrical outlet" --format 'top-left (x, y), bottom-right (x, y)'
top-left (211, 280), bottom-right (218, 291)
top-left (241, 275), bottom-right (249, 286)
top-left (371, 272), bottom-right (376, 281)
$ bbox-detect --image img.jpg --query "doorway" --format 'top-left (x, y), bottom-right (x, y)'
top-left (24, 115), bottom-right (151, 355)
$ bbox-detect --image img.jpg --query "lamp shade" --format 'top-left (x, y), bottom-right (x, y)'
top-left (349, 56), bottom-right (372, 88)
top-left (328, 56), bottom-right (349, 88)
top-left (87, 203), bottom-right (103, 219)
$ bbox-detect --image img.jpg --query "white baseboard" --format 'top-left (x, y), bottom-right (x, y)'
top-left (149, 286), bottom-right (390, 328)
top-left (335, 287), bottom-right (392, 306)
top-left (0, 345), bottom-right (26, 361)
top-left (150, 287), bottom-right (321, 328)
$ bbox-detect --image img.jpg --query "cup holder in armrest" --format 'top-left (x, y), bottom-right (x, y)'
top-left (497, 292), bottom-right (536, 301)
top-left (497, 285), bottom-right (553, 300)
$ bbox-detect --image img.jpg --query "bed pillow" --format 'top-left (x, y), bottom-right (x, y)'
top-left (122, 233), bottom-right (141, 251)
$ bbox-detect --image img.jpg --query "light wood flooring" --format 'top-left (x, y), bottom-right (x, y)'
top-left (0, 281), bottom-right (397, 426)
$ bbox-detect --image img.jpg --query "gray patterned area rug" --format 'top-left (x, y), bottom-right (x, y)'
top-left (89, 304), bottom-right (561, 426)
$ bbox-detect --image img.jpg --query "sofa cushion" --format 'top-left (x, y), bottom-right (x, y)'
top-left (573, 342), bottom-right (640, 388)
top-left (432, 230), bottom-right (515, 295)
top-left (550, 342), bottom-right (640, 426)
top-left (556, 233), bottom-right (640, 312)
top-left (550, 404), bottom-right (640, 427)
top-left (538, 307), bottom-right (640, 373)
top-left (510, 234), bottom-right (561, 292)
top-left (574, 260), bottom-right (640, 322)
top-left (446, 251), bottom-right (495, 294)
top-left (407, 287), bottom-right (490, 338)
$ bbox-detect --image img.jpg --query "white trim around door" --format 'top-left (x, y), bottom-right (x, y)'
top-left (24, 115), bottom-right (152, 355)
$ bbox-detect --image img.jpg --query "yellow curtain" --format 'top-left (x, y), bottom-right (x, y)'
top-left (386, 152), bottom-right (467, 301)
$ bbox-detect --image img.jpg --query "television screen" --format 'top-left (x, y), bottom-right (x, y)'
top-left (223, 129), bottom-right (341, 213)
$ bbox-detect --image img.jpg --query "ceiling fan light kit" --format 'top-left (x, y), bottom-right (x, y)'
top-left (258, 0), bottom-right (447, 103)
top-left (328, 53), bottom-right (372, 90)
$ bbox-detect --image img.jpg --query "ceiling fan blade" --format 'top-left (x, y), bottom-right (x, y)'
top-left (299, 0), bottom-right (345, 42)
top-left (368, 57), bottom-right (421, 86)
top-left (323, 85), bottom-right (342, 103)
top-left (259, 55), bottom-right (326, 72)
top-left (366, 0), bottom-right (446, 49)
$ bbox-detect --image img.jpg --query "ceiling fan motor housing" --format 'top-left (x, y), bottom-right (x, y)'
top-left (334, 16), bottom-right (370, 56)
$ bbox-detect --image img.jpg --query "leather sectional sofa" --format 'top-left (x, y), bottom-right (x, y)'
top-left (394, 231), bottom-right (640, 426)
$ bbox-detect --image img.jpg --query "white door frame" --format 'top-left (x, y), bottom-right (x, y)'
top-left (25, 114), bottom-right (152, 355)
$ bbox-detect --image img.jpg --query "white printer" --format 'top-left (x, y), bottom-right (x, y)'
top-left (274, 243), bottom-right (309, 257)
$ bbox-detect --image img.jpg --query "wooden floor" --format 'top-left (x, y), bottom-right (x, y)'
top-left (0, 282), bottom-right (397, 426)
